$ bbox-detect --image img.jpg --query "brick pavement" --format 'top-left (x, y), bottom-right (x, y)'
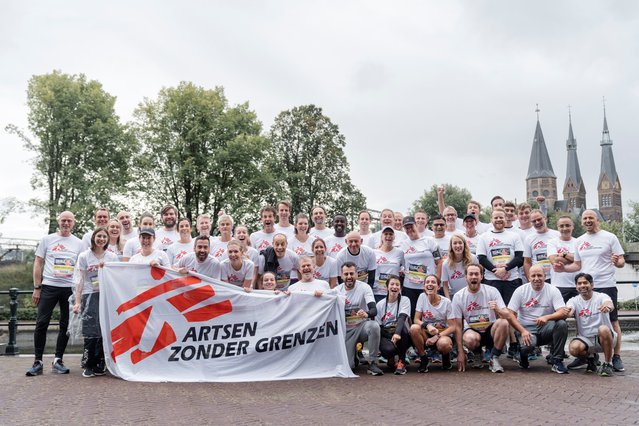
top-left (2, 352), bottom-right (639, 425)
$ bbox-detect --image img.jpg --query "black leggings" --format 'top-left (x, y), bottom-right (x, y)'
top-left (34, 285), bottom-right (73, 360)
top-left (379, 326), bottom-right (412, 361)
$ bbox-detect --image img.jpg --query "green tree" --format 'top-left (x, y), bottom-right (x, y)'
top-left (0, 197), bottom-right (23, 224)
top-left (624, 200), bottom-right (639, 243)
top-left (412, 184), bottom-right (472, 220)
top-left (268, 105), bottom-right (366, 224)
top-left (6, 71), bottom-right (136, 233)
top-left (132, 82), bottom-right (274, 228)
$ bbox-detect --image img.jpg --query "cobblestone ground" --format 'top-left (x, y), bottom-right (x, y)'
top-left (2, 351), bottom-right (639, 425)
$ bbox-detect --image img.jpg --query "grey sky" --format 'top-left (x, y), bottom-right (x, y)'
top-left (1, 1), bottom-right (637, 238)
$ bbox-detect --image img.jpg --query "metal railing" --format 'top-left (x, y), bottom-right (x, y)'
top-left (1, 282), bottom-right (639, 356)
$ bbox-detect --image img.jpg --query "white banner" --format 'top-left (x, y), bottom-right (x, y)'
top-left (99, 263), bottom-right (355, 382)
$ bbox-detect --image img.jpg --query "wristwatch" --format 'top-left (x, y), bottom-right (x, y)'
top-left (34, 285), bottom-right (42, 290)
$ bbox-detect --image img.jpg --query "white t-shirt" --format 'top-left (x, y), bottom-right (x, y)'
top-left (335, 245), bottom-right (377, 283)
top-left (314, 256), bottom-right (338, 282)
top-left (523, 229), bottom-right (560, 278)
top-left (507, 283), bottom-right (565, 327)
top-left (463, 233), bottom-right (480, 255)
top-left (375, 296), bottom-right (411, 329)
top-left (220, 258), bottom-right (255, 286)
top-left (547, 237), bottom-right (581, 288)
top-left (123, 238), bottom-right (141, 259)
top-left (420, 229), bottom-right (435, 238)
top-left (274, 223), bottom-right (296, 241)
top-left (576, 230), bottom-right (624, 288)
top-left (360, 232), bottom-right (375, 248)
top-left (476, 230), bottom-right (524, 281)
top-left (250, 230), bottom-right (277, 251)
top-left (373, 248), bottom-right (405, 296)
top-left (416, 294), bottom-right (453, 331)
top-left (288, 235), bottom-right (316, 258)
top-left (288, 279), bottom-right (331, 294)
top-left (177, 253), bottom-right (221, 279)
top-left (155, 229), bottom-right (180, 252)
top-left (74, 250), bottom-right (119, 294)
top-left (106, 243), bottom-right (124, 260)
top-left (451, 285), bottom-right (505, 332)
top-left (433, 235), bottom-right (451, 259)
top-left (244, 246), bottom-right (260, 266)
top-left (35, 233), bottom-right (84, 287)
top-left (309, 226), bottom-right (333, 241)
top-left (81, 230), bottom-right (93, 251)
top-left (120, 228), bottom-right (138, 242)
top-left (166, 240), bottom-right (194, 265)
top-left (129, 249), bottom-right (170, 266)
top-left (258, 249), bottom-right (300, 290)
top-left (325, 235), bottom-right (347, 258)
top-left (334, 281), bottom-right (375, 330)
top-left (210, 239), bottom-right (230, 261)
top-left (441, 255), bottom-right (478, 297)
top-left (567, 292), bottom-right (614, 338)
top-left (400, 237), bottom-right (441, 290)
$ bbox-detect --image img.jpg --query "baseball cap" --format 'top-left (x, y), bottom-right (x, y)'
top-left (139, 227), bottom-right (155, 237)
top-left (402, 216), bottom-right (416, 227)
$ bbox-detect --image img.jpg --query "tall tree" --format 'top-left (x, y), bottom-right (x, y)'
top-left (132, 82), bottom-right (274, 227)
top-left (6, 71), bottom-right (136, 233)
top-left (412, 184), bottom-right (472, 220)
top-left (268, 105), bottom-right (366, 223)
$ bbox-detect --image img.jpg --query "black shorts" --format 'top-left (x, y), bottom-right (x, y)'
top-left (463, 325), bottom-right (494, 349)
top-left (594, 287), bottom-right (618, 321)
top-left (558, 287), bottom-right (579, 303)
top-left (484, 279), bottom-right (522, 305)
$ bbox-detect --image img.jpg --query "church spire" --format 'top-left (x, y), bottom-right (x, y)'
top-left (526, 105), bottom-right (557, 208)
top-left (562, 107), bottom-right (586, 213)
top-left (597, 99), bottom-right (622, 221)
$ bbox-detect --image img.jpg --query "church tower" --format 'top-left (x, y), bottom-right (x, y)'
top-left (562, 110), bottom-right (586, 214)
top-left (526, 107), bottom-right (558, 209)
top-left (597, 104), bottom-right (623, 221)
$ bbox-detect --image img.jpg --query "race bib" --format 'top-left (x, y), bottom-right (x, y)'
top-left (407, 263), bottom-right (427, 285)
top-left (53, 258), bottom-right (75, 278)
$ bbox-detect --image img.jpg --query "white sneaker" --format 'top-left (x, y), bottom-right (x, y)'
top-left (490, 356), bottom-right (504, 373)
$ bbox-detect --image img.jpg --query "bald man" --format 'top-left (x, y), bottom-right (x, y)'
top-left (336, 231), bottom-right (377, 289)
top-left (507, 265), bottom-right (569, 373)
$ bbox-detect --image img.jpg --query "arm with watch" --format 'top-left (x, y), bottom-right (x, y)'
top-left (32, 256), bottom-right (44, 306)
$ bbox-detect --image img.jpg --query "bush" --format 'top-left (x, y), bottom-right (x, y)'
top-left (0, 263), bottom-right (33, 291)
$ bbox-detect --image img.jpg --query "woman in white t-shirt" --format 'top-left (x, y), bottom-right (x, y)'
top-left (375, 275), bottom-right (412, 375)
top-left (122, 212), bottom-right (155, 261)
top-left (442, 234), bottom-right (477, 299)
top-left (106, 219), bottom-right (125, 259)
top-left (221, 240), bottom-right (255, 289)
top-left (129, 228), bottom-right (170, 266)
top-left (289, 213), bottom-right (315, 257)
top-left (72, 227), bottom-right (119, 378)
top-left (312, 238), bottom-right (338, 288)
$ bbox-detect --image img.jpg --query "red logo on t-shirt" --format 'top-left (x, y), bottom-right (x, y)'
top-left (466, 301), bottom-right (480, 311)
top-left (376, 256), bottom-right (388, 264)
top-left (488, 239), bottom-right (502, 248)
top-left (450, 270), bottom-right (463, 280)
top-left (257, 240), bottom-right (270, 250)
top-left (533, 241), bottom-right (546, 250)
top-left (524, 297), bottom-right (539, 308)
top-left (295, 247), bottom-right (304, 255)
top-left (51, 244), bottom-right (66, 252)
top-left (423, 310), bottom-right (434, 319)
top-left (578, 242), bottom-right (592, 251)
top-left (405, 246), bottom-right (416, 254)
top-left (557, 247), bottom-right (568, 254)
top-left (578, 308), bottom-right (591, 317)
top-left (213, 248), bottom-right (225, 258)
top-left (331, 244), bottom-right (343, 253)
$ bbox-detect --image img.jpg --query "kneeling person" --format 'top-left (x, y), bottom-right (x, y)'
top-left (335, 261), bottom-right (383, 375)
top-left (507, 265), bottom-right (569, 373)
top-left (567, 273), bottom-right (617, 377)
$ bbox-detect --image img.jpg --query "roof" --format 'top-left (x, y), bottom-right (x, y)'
top-left (565, 117), bottom-right (584, 189)
top-left (599, 110), bottom-right (619, 186)
top-left (527, 119), bottom-right (556, 179)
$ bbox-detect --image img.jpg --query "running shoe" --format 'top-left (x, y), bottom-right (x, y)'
top-left (612, 354), bottom-right (625, 372)
top-left (394, 360), bottom-right (407, 375)
top-left (490, 356), bottom-right (504, 373)
top-left (52, 359), bottom-right (69, 374)
top-left (26, 360), bottom-right (43, 377)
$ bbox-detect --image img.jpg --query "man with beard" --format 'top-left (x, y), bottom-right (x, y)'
top-left (335, 262), bottom-right (383, 375)
top-left (250, 205), bottom-right (278, 250)
top-left (81, 208), bottom-right (110, 249)
top-left (26, 211), bottom-right (83, 377)
top-left (155, 204), bottom-right (180, 252)
top-left (177, 236), bottom-right (221, 279)
top-left (288, 256), bottom-right (331, 295)
top-left (335, 231), bottom-right (377, 288)
top-left (116, 210), bottom-right (137, 241)
top-left (507, 265), bottom-right (569, 373)
top-left (309, 205), bottom-right (333, 240)
top-left (325, 214), bottom-right (348, 258)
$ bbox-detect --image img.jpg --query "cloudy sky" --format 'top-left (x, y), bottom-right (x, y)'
top-left (1, 1), bottom-right (638, 239)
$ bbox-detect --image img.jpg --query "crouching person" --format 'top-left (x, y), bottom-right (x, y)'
top-left (335, 261), bottom-right (383, 376)
top-left (375, 275), bottom-right (412, 375)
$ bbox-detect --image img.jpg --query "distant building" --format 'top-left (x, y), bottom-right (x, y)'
top-left (526, 105), bottom-right (622, 222)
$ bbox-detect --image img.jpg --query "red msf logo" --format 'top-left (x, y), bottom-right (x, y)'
top-left (466, 301), bottom-right (480, 312)
top-left (524, 297), bottom-right (539, 308)
top-left (579, 242), bottom-right (592, 251)
top-left (110, 267), bottom-right (232, 364)
top-left (488, 239), bottom-right (502, 248)
top-left (51, 244), bottom-right (66, 252)
top-left (578, 308), bottom-right (591, 317)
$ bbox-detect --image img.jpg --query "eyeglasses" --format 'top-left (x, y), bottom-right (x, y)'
top-left (433, 223), bottom-right (445, 227)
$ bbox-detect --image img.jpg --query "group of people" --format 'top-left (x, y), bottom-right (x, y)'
top-left (25, 192), bottom-right (626, 379)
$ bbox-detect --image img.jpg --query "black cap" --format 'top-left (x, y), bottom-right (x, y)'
top-left (463, 214), bottom-right (477, 222)
top-left (402, 216), bottom-right (416, 227)
top-left (139, 227), bottom-right (155, 237)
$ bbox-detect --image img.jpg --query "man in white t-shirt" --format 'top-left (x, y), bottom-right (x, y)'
top-left (116, 210), bottom-right (137, 241)
top-left (177, 236), bottom-right (221, 279)
top-left (548, 215), bottom-right (582, 302)
top-left (451, 264), bottom-right (528, 374)
top-left (575, 209), bottom-right (625, 372)
top-left (288, 256), bottom-right (330, 296)
top-left (335, 231), bottom-right (377, 288)
top-left (27, 211), bottom-right (84, 376)
top-left (196, 213), bottom-right (212, 238)
top-left (250, 205), bottom-right (278, 250)
top-left (325, 214), bottom-right (348, 258)
top-left (507, 265), bottom-right (569, 373)
top-left (357, 210), bottom-right (374, 247)
top-left (431, 215), bottom-right (450, 258)
top-left (393, 211), bottom-right (404, 232)
top-left (274, 200), bottom-right (296, 241)
top-left (155, 204), bottom-right (179, 252)
top-left (81, 207), bottom-right (110, 249)
top-left (523, 209), bottom-right (560, 281)
top-left (334, 262), bottom-right (383, 376)
top-left (309, 205), bottom-right (333, 240)
top-left (462, 214), bottom-right (480, 255)
top-left (516, 203), bottom-right (534, 238)
top-left (567, 273), bottom-right (617, 376)
top-left (414, 210), bottom-right (434, 237)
